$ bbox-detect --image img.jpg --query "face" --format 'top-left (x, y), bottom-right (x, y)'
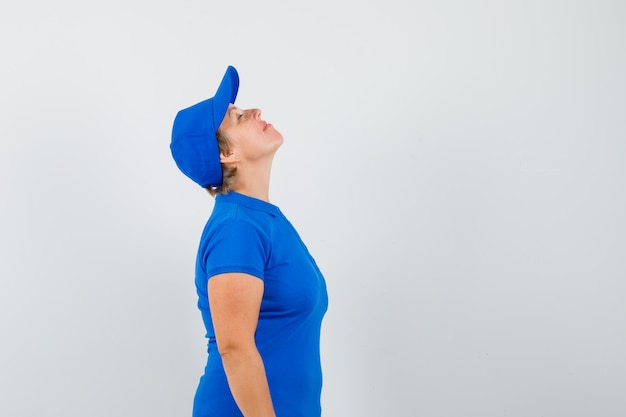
top-left (218, 104), bottom-right (284, 163)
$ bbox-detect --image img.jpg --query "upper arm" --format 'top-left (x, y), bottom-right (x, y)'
top-left (208, 273), bottom-right (264, 355)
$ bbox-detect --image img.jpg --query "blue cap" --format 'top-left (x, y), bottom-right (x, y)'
top-left (171, 66), bottom-right (239, 187)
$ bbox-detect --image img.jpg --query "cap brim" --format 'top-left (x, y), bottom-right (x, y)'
top-left (212, 66), bottom-right (239, 132)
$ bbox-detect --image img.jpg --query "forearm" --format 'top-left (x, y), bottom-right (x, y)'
top-left (221, 347), bottom-right (276, 417)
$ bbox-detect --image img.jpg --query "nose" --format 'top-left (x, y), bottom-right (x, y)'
top-left (252, 108), bottom-right (262, 120)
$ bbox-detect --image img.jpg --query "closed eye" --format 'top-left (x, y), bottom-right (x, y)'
top-left (228, 106), bottom-right (243, 121)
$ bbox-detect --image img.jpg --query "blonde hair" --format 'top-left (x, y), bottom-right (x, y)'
top-left (205, 129), bottom-right (237, 197)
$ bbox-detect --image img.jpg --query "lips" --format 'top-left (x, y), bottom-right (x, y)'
top-left (263, 122), bottom-right (272, 131)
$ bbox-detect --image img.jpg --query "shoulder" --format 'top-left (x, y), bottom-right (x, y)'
top-left (199, 207), bottom-right (276, 258)
top-left (199, 210), bottom-right (272, 280)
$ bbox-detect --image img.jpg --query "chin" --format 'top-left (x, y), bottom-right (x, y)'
top-left (273, 130), bottom-right (284, 146)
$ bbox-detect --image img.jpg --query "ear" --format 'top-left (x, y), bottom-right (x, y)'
top-left (220, 152), bottom-right (239, 163)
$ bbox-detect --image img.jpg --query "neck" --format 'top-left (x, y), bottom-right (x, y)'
top-left (230, 159), bottom-right (274, 202)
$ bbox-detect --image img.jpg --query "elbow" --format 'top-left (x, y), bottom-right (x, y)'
top-left (216, 339), bottom-right (257, 361)
top-left (218, 342), bottom-right (260, 371)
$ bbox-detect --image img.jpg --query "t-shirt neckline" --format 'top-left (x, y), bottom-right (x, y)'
top-left (216, 191), bottom-right (281, 216)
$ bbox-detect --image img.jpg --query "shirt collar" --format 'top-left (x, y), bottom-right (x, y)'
top-left (216, 191), bottom-right (281, 217)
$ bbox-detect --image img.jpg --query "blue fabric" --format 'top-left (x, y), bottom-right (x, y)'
top-left (192, 192), bottom-right (328, 417)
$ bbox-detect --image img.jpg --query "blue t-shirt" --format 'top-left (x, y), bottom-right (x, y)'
top-left (192, 192), bottom-right (328, 417)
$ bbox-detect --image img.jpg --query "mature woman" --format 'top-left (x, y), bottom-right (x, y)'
top-left (171, 66), bottom-right (328, 417)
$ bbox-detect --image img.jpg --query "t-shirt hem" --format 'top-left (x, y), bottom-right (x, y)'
top-left (207, 266), bottom-right (264, 281)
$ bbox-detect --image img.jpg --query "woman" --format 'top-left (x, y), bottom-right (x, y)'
top-left (171, 66), bottom-right (328, 417)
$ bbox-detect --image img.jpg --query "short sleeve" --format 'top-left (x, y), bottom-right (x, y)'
top-left (204, 219), bottom-right (267, 280)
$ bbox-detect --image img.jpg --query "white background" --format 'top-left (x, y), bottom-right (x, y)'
top-left (1, 1), bottom-right (625, 416)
